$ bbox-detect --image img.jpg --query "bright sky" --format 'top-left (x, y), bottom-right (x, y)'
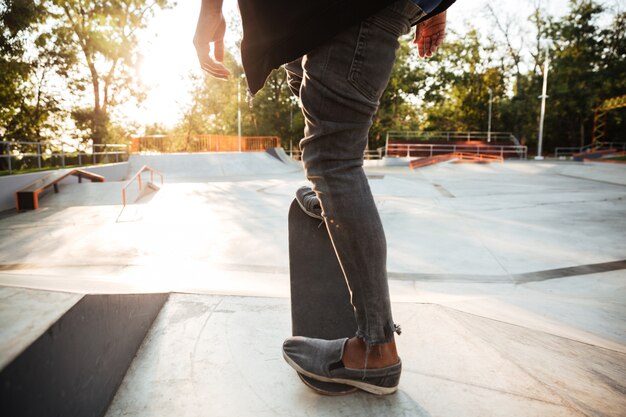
top-left (128, 0), bottom-right (624, 132)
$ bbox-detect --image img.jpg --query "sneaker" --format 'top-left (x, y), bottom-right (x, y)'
top-left (295, 186), bottom-right (323, 220)
top-left (283, 336), bottom-right (402, 395)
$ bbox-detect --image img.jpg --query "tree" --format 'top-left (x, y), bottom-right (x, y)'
top-left (405, 28), bottom-right (507, 134)
top-left (176, 51), bottom-right (240, 138)
top-left (244, 69), bottom-right (303, 146)
top-left (48, 0), bottom-right (170, 145)
top-left (369, 40), bottom-right (423, 149)
top-left (0, 0), bottom-right (59, 142)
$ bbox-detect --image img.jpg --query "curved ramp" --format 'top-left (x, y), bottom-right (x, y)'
top-left (128, 152), bottom-right (301, 182)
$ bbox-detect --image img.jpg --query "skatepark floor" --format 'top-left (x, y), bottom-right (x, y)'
top-left (1, 154), bottom-right (625, 416)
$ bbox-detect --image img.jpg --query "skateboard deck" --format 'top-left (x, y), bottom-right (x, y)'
top-left (288, 198), bottom-right (357, 395)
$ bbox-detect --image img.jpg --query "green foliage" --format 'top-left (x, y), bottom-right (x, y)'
top-left (0, 0), bottom-right (57, 143)
top-left (176, 52), bottom-right (240, 137)
top-left (47, 0), bottom-right (171, 144)
top-left (176, 54), bottom-right (304, 149)
top-left (408, 28), bottom-right (508, 134)
top-left (369, 40), bottom-right (422, 149)
top-left (244, 69), bottom-right (303, 146)
top-left (0, 0), bottom-right (171, 152)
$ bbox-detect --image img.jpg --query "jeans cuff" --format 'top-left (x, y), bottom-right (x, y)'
top-left (356, 322), bottom-right (401, 345)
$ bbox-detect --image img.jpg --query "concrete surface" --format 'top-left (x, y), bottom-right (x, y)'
top-left (128, 152), bottom-right (301, 181)
top-left (0, 154), bottom-right (625, 416)
top-left (0, 287), bottom-right (81, 370)
top-left (105, 294), bottom-right (625, 417)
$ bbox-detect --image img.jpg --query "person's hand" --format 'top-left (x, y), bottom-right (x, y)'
top-left (193, 0), bottom-right (230, 79)
top-left (414, 11), bottom-right (447, 58)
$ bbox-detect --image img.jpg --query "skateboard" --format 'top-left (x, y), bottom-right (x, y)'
top-left (288, 198), bottom-right (358, 395)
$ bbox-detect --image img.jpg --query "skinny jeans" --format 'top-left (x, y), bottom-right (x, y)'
top-left (285, 0), bottom-right (424, 345)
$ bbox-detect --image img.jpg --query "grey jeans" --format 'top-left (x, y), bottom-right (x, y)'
top-left (285, 0), bottom-right (424, 345)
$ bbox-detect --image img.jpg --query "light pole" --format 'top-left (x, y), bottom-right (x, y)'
top-left (536, 40), bottom-right (551, 160)
top-left (237, 76), bottom-right (242, 152)
top-left (487, 88), bottom-right (493, 143)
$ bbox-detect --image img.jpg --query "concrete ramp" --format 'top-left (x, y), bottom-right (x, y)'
top-left (105, 294), bottom-right (626, 417)
top-left (128, 152), bottom-right (301, 181)
top-left (41, 182), bottom-right (125, 207)
top-left (0, 287), bottom-right (168, 417)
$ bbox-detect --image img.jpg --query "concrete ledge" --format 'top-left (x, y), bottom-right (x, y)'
top-left (363, 156), bottom-right (411, 167)
top-left (0, 292), bottom-right (168, 417)
top-left (0, 162), bottom-right (129, 212)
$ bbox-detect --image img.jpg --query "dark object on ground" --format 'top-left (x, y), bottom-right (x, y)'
top-left (288, 198), bottom-right (357, 395)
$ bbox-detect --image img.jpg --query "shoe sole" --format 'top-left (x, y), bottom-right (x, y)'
top-left (283, 351), bottom-right (399, 395)
top-left (297, 373), bottom-right (358, 396)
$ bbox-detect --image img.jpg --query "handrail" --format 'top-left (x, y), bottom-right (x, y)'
top-left (122, 165), bottom-right (164, 207)
top-left (555, 141), bottom-right (626, 158)
top-left (1, 140), bottom-right (129, 173)
top-left (385, 131), bottom-right (520, 144)
top-left (386, 143), bottom-right (527, 159)
top-left (455, 152), bottom-right (504, 162)
top-left (408, 152), bottom-right (504, 169)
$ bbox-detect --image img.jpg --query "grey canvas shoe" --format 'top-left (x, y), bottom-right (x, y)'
top-left (282, 336), bottom-right (402, 395)
top-left (295, 186), bottom-right (323, 220)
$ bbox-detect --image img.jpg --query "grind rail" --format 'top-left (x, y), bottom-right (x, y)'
top-left (122, 165), bottom-right (164, 207)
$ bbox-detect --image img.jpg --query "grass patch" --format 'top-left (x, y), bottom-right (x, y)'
top-left (0, 165), bottom-right (87, 177)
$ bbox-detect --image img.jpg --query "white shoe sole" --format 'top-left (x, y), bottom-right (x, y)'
top-left (283, 351), bottom-right (399, 395)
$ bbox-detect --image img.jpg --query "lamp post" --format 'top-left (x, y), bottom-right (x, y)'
top-left (536, 40), bottom-right (552, 160)
top-left (237, 76), bottom-right (242, 152)
top-left (487, 88), bottom-right (493, 143)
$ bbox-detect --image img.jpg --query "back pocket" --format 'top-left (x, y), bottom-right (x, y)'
top-left (348, 20), bottom-right (401, 102)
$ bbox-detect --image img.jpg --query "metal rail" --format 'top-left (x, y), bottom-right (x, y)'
top-left (288, 148), bottom-right (386, 161)
top-left (385, 131), bottom-right (521, 146)
top-left (122, 165), bottom-right (164, 207)
top-left (386, 143), bottom-right (527, 159)
top-left (0, 140), bottom-right (129, 174)
top-left (555, 141), bottom-right (626, 158)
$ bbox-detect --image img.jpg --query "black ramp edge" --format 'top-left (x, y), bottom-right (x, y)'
top-left (288, 198), bottom-right (357, 394)
top-left (265, 147), bottom-right (283, 163)
top-left (288, 198), bottom-right (356, 339)
top-left (0, 293), bottom-right (169, 417)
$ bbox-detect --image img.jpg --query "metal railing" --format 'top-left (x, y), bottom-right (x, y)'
top-left (386, 131), bottom-right (522, 147)
top-left (131, 135), bottom-right (281, 153)
top-left (122, 165), bottom-right (164, 207)
top-left (386, 143), bottom-right (528, 160)
top-left (554, 141), bottom-right (626, 158)
top-left (288, 147), bottom-right (386, 161)
top-left (1, 140), bottom-right (129, 174)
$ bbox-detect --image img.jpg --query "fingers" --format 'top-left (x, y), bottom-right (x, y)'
top-left (424, 35), bottom-right (432, 57)
top-left (414, 29), bottom-right (445, 58)
top-left (193, 11), bottom-right (229, 80)
top-left (214, 39), bottom-right (225, 63)
top-left (413, 11), bottom-right (447, 59)
top-left (199, 52), bottom-right (230, 80)
top-left (195, 38), bottom-right (229, 80)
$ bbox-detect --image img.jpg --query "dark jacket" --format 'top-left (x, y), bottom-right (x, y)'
top-left (238, 0), bottom-right (456, 95)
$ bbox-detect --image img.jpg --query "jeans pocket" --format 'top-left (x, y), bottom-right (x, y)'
top-left (348, 20), bottom-right (401, 102)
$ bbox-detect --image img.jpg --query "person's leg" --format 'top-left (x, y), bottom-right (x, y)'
top-left (292, 1), bottom-right (423, 359)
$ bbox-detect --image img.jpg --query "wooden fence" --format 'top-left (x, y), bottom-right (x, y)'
top-left (130, 135), bottom-right (281, 154)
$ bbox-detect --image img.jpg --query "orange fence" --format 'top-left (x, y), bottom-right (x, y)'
top-left (130, 135), bottom-right (280, 154)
